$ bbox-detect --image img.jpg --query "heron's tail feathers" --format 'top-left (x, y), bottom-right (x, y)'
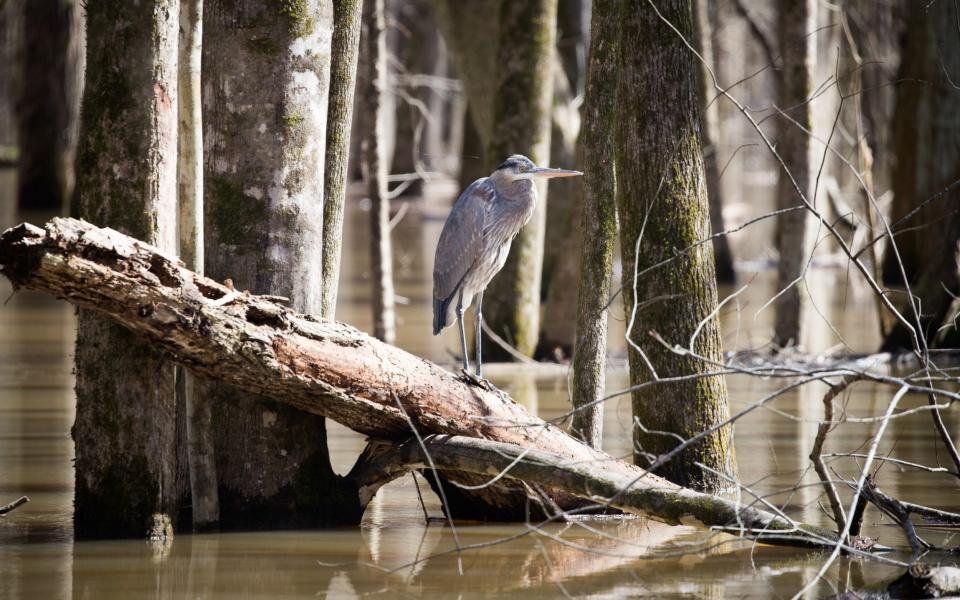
top-left (433, 295), bottom-right (451, 335)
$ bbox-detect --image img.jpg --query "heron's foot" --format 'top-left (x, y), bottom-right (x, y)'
top-left (460, 368), bottom-right (494, 392)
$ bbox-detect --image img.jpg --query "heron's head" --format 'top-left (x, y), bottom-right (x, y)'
top-left (493, 154), bottom-right (582, 181)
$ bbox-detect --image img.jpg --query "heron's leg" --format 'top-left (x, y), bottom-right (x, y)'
top-left (474, 291), bottom-right (484, 377)
top-left (457, 292), bottom-right (470, 372)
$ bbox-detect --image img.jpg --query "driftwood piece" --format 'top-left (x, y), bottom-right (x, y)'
top-left (0, 218), bottom-right (854, 548)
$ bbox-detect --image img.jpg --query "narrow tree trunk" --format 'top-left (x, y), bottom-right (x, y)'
top-left (0, 217), bottom-right (859, 551)
top-left (693, 0), bottom-right (735, 284)
top-left (386, 0), bottom-right (436, 197)
top-left (772, 0), bottom-right (816, 349)
top-left (882, 1), bottom-right (960, 352)
top-left (320, 0), bottom-right (363, 319)
top-left (16, 0), bottom-right (84, 212)
top-left (202, 0), bottom-right (361, 529)
top-left (881, 5), bottom-right (932, 287)
top-left (457, 102), bottom-right (487, 192)
top-left (537, 55), bottom-right (583, 360)
top-left (615, 0), bottom-right (735, 492)
top-left (0, 0), bottom-right (21, 160)
top-left (177, 0), bottom-right (218, 531)
top-left (569, 0), bottom-right (621, 450)
top-left (71, 0), bottom-right (181, 539)
top-left (362, 0), bottom-right (396, 344)
top-left (480, 0), bottom-right (558, 360)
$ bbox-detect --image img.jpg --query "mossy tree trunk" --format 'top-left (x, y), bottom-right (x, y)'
top-left (693, 0), bottom-right (734, 284)
top-left (16, 0), bottom-right (84, 212)
top-left (569, 0), bottom-right (620, 449)
top-left (480, 0), bottom-right (558, 360)
top-left (362, 0), bottom-right (396, 344)
top-left (881, 0), bottom-right (960, 352)
top-left (615, 0), bottom-right (735, 492)
top-left (772, 0), bottom-right (816, 349)
top-left (71, 0), bottom-right (182, 538)
top-left (202, 0), bottom-right (361, 529)
top-left (320, 0), bottom-right (362, 319)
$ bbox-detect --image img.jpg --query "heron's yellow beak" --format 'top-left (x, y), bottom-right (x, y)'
top-left (530, 167), bottom-right (583, 178)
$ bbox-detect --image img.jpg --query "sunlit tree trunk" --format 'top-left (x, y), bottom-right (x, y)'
top-left (16, 0), bottom-right (84, 212)
top-left (72, 0), bottom-right (181, 538)
top-left (616, 0), bottom-right (735, 491)
top-left (882, 0), bottom-right (960, 352)
top-left (320, 0), bottom-right (363, 319)
top-left (319, 0), bottom-right (362, 318)
top-left (772, 0), bottom-right (816, 349)
top-left (202, 0), bottom-right (361, 529)
top-left (481, 0), bottom-right (558, 360)
top-left (693, 0), bottom-right (734, 284)
top-left (362, 0), bottom-right (396, 344)
top-left (569, 0), bottom-right (620, 449)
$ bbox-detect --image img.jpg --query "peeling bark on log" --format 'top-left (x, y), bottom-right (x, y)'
top-left (0, 218), bottom-right (860, 548)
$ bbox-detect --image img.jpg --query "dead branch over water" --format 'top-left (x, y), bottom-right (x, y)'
top-left (0, 217), bottom-right (863, 550)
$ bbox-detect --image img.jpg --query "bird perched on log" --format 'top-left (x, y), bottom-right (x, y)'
top-left (432, 154), bottom-right (582, 377)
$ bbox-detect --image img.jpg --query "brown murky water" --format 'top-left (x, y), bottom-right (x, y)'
top-left (1, 175), bottom-right (958, 598)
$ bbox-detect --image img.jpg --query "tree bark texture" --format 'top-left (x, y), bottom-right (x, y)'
top-left (882, 1), bottom-right (960, 352)
top-left (177, 0), bottom-right (218, 531)
top-left (615, 0), bottom-right (735, 492)
top-left (693, 0), bottom-right (734, 284)
top-left (0, 218), bottom-right (855, 550)
top-left (320, 0), bottom-right (362, 319)
top-left (481, 0), bottom-right (558, 360)
top-left (71, 0), bottom-right (181, 539)
top-left (569, 0), bottom-right (620, 450)
top-left (16, 0), bottom-right (84, 212)
top-left (772, 0), bottom-right (816, 349)
top-left (202, 0), bottom-right (359, 530)
top-left (362, 0), bottom-right (396, 344)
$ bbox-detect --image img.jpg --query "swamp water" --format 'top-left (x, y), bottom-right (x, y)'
top-left (1, 178), bottom-right (958, 598)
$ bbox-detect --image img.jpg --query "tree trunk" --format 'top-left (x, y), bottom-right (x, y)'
top-left (202, 0), bottom-right (360, 530)
top-left (881, 1), bottom-right (960, 352)
top-left (177, 0), bottom-right (218, 531)
top-left (480, 0), bottom-right (558, 360)
top-left (0, 0), bottom-right (22, 160)
top-left (320, 0), bottom-right (363, 320)
top-left (16, 0), bottom-right (84, 212)
top-left (881, 5), bottom-right (934, 287)
top-left (0, 217), bottom-right (858, 550)
top-left (457, 102), bottom-right (487, 192)
top-left (772, 0), bottom-right (816, 349)
top-left (693, 0), bottom-right (734, 284)
top-left (362, 0), bottom-right (396, 344)
top-left (433, 0), bottom-right (499, 155)
top-left (569, 0), bottom-right (621, 450)
top-left (71, 0), bottom-right (181, 539)
top-left (537, 54), bottom-right (584, 361)
top-left (386, 0), bottom-right (437, 197)
top-left (615, 0), bottom-right (735, 492)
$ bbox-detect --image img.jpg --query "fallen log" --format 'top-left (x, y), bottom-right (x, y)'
top-left (0, 218), bottom-right (856, 548)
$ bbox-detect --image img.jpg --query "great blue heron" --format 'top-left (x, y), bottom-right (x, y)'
top-left (432, 154), bottom-right (582, 377)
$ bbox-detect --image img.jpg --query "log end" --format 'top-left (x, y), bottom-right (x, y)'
top-left (0, 222), bottom-right (47, 289)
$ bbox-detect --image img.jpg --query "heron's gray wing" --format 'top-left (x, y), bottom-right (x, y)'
top-left (433, 178), bottom-right (493, 303)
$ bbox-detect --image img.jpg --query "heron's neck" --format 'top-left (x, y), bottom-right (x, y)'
top-left (493, 177), bottom-right (535, 202)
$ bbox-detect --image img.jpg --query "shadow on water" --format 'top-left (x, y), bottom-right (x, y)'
top-left (1, 181), bottom-right (959, 597)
